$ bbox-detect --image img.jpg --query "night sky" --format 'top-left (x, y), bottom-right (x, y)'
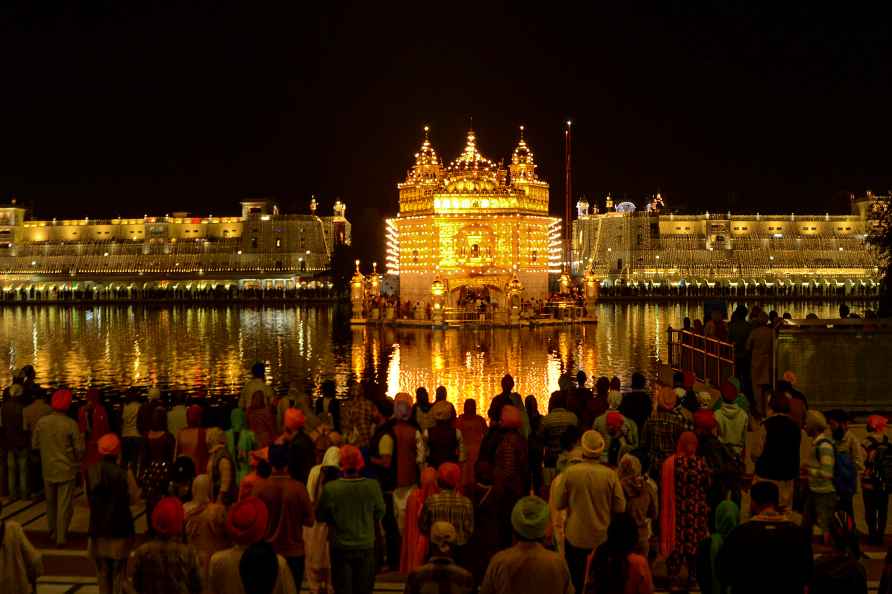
top-left (2, 3), bottom-right (891, 256)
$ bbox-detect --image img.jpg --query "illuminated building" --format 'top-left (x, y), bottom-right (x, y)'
top-left (0, 199), bottom-right (350, 291)
top-left (386, 126), bottom-right (561, 305)
top-left (573, 192), bottom-right (883, 289)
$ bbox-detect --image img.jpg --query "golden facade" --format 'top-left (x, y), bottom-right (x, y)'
top-left (387, 127), bottom-right (561, 304)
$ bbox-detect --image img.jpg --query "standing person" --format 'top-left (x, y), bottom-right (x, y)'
top-left (315, 379), bottom-right (341, 433)
top-left (87, 434), bottom-right (139, 594)
top-left (419, 462), bottom-right (474, 552)
top-left (487, 375), bottom-right (529, 438)
top-left (556, 429), bottom-right (627, 593)
top-left (317, 445), bottom-right (385, 594)
top-left (811, 511), bottom-right (867, 594)
top-left (141, 407), bottom-right (176, 531)
top-left (240, 362), bottom-right (274, 410)
top-left (367, 399), bottom-right (400, 570)
top-left (344, 387), bottom-right (378, 450)
top-left (304, 447), bottom-right (340, 594)
top-left (2, 384), bottom-right (30, 500)
top-left (32, 389), bottom-right (84, 546)
top-left (422, 401), bottom-right (465, 469)
top-left (750, 394), bottom-right (801, 512)
top-left (401, 467), bottom-right (440, 574)
top-left (78, 388), bottom-right (111, 482)
top-left (861, 414), bottom-right (892, 544)
top-left (803, 410), bottom-right (837, 544)
top-left (620, 372), bottom-right (652, 434)
top-left (22, 389), bottom-right (52, 499)
top-left (541, 393), bottom-right (579, 490)
top-left (746, 311), bottom-right (774, 417)
top-left (0, 499), bottom-right (43, 594)
top-left (660, 432), bottom-right (711, 590)
top-left (465, 461), bottom-right (505, 585)
top-left (479, 496), bottom-right (573, 594)
top-left (640, 387), bottom-right (691, 480)
top-left (715, 382), bottom-right (748, 457)
top-left (167, 391), bottom-right (189, 442)
top-left (413, 387), bottom-right (435, 433)
top-left (184, 475), bottom-right (230, 585)
top-left (247, 391), bottom-right (276, 449)
top-left (457, 399), bottom-right (489, 491)
top-left (389, 393), bottom-right (422, 538)
top-left (490, 405), bottom-right (530, 541)
top-left (208, 497), bottom-right (298, 594)
top-left (137, 388), bottom-right (165, 437)
top-left (717, 481), bottom-right (813, 594)
top-left (176, 405), bottom-right (209, 479)
top-left (585, 512), bottom-right (655, 594)
top-left (434, 386), bottom-right (457, 418)
top-left (618, 454), bottom-right (657, 557)
top-left (727, 305), bottom-right (752, 399)
top-left (281, 409), bottom-right (315, 485)
top-left (226, 409), bottom-right (257, 485)
top-left (207, 427), bottom-right (237, 506)
top-left (120, 389), bottom-right (145, 477)
top-left (826, 408), bottom-right (863, 515)
top-left (694, 500), bottom-right (739, 594)
top-left (253, 443), bottom-right (315, 591)
top-left (525, 395), bottom-right (545, 496)
top-left (129, 497), bottom-right (203, 594)
top-left (404, 521), bottom-right (474, 594)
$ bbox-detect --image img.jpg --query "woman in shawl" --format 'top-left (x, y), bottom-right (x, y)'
top-left (184, 474), bottom-right (229, 585)
top-left (695, 500), bottom-right (739, 594)
top-left (225, 408), bottom-right (257, 484)
top-left (618, 454), bottom-right (657, 557)
top-left (140, 407), bottom-right (176, 535)
top-left (455, 399), bottom-right (487, 491)
top-left (247, 390), bottom-right (276, 448)
top-left (465, 460), bottom-right (505, 586)
top-left (400, 466), bottom-right (439, 574)
top-left (660, 431), bottom-right (711, 589)
top-left (585, 512), bottom-right (654, 594)
top-left (304, 446), bottom-right (340, 594)
top-left (525, 395), bottom-right (545, 496)
top-left (78, 388), bottom-right (111, 480)
top-left (175, 405), bottom-right (208, 476)
top-left (412, 387), bottom-right (435, 432)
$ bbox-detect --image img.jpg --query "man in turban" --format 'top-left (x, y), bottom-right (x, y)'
top-left (862, 415), bottom-right (891, 544)
top-left (479, 496), bottom-right (573, 594)
top-left (129, 496), bottom-right (202, 594)
top-left (317, 445), bottom-right (385, 594)
top-left (640, 386), bottom-right (692, 481)
top-left (32, 389), bottom-right (84, 546)
top-left (555, 430), bottom-right (626, 593)
top-left (420, 462), bottom-right (475, 563)
top-left (404, 521), bottom-right (474, 594)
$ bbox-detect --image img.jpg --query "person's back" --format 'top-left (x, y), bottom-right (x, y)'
top-left (0, 510), bottom-right (43, 594)
top-left (812, 552), bottom-right (867, 594)
top-left (87, 457), bottom-right (135, 539)
top-left (254, 472), bottom-right (314, 558)
top-left (715, 401), bottom-right (748, 453)
top-left (1, 392), bottom-right (28, 451)
top-left (33, 410), bottom-right (83, 483)
top-left (754, 413), bottom-right (801, 481)
top-left (317, 475), bottom-right (385, 550)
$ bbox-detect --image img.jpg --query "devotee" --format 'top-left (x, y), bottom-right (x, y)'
top-left (404, 521), bottom-right (474, 594)
top-left (87, 433), bottom-right (138, 594)
top-left (401, 467), bottom-right (440, 574)
top-left (640, 386), bottom-right (691, 480)
top-left (488, 374), bottom-right (529, 438)
top-left (368, 398), bottom-right (401, 570)
top-left (727, 305), bottom-right (752, 396)
top-left (226, 408), bottom-right (257, 484)
top-left (387, 393), bottom-right (422, 536)
top-left (618, 453), bottom-right (657, 557)
top-left (479, 496), bottom-right (573, 594)
top-left (715, 381), bottom-right (748, 456)
top-left (208, 497), bottom-right (298, 594)
top-left (694, 499), bottom-right (739, 594)
top-left (465, 461), bottom-right (505, 584)
top-left (281, 408), bottom-right (314, 485)
top-left (412, 386), bottom-right (435, 432)
top-left (803, 410), bottom-right (837, 543)
top-left (78, 388), bottom-right (111, 482)
top-left (421, 400), bottom-right (465, 469)
top-left (541, 392), bottom-right (579, 489)
top-left (526, 395), bottom-right (544, 494)
top-left (240, 362), bottom-right (274, 410)
top-left (619, 372), bottom-right (652, 433)
top-left (594, 389), bottom-right (638, 459)
top-left (142, 407), bottom-right (177, 533)
top-left (811, 511), bottom-right (867, 594)
top-left (253, 443), bottom-right (315, 590)
top-left (22, 387), bottom-right (51, 498)
top-left (660, 431), bottom-right (710, 590)
top-left (0, 499), bottom-right (43, 594)
top-left (247, 390), bottom-right (276, 449)
top-left (750, 394), bottom-right (801, 511)
top-left (176, 405), bottom-right (209, 476)
top-left (315, 379), bottom-right (341, 432)
top-left (717, 481), bottom-right (813, 594)
top-left (137, 387), bottom-right (165, 436)
top-left (120, 389), bottom-right (145, 476)
top-left (207, 427), bottom-right (237, 505)
top-left (861, 414), bottom-right (892, 544)
top-left (434, 385), bottom-right (457, 417)
top-left (167, 390), bottom-right (189, 442)
top-left (455, 398), bottom-right (487, 490)
top-left (239, 454), bottom-right (271, 502)
top-left (344, 385), bottom-right (378, 449)
top-left (317, 444), bottom-right (385, 594)
top-left (184, 474), bottom-right (230, 585)
top-left (305, 447), bottom-right (340, 594)
top-left (745, 310), bottom-right (773, 417)
top-left (585, 512), bottom-right (654, 594)
top-left (420, 462), bottom-right (474, 562)
top-left (1, 384), bottom-right (29, 500)
top-left (556, 429), bottom-right (626, 593)
top-left (489, 405), bottom-right (530, 540)
top-left (129, 496), bottom-right (203, 594)
top-left (32, 389), bottom-right (84, 546)
top-left (826, 408), bottom-right (863, 514)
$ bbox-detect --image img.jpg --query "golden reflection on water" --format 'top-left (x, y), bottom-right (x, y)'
top-left (0, 302), bottom-right (859, 407)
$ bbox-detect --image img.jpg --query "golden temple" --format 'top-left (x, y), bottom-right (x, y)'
top-left (386, 126), bottom-right (561, 309)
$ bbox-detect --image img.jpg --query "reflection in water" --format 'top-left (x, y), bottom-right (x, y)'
top-left (0, 301), bottom-right (867, 409)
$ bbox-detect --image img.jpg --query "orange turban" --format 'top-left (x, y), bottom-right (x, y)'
top-left (606, 412), bottom-right (625, 432)
top-left (151, 496), bottom-right (185, 537)
top-left (339, 445), bottom-right (365, 472)
top-left (868, 415), bottom-right (889, 433)
top-left (97, 433), bottom-right (121, 457)
top-left (227, 496), bottom-right (269, 546)
top-left (438, 462), bottom-right (462, 490)
top-left (500, 404), bottom-right (522, 429)
top-left (284, 408), bottom-right (305, 432)
top-left (51, 389), bottom-right (73, 412)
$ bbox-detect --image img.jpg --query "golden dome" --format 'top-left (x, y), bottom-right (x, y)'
top-left (406, 126), bottom-right (442, 183)
top-left (510, 125), bottom-right (537, 182)
top-left (445, 130), bottom-right (499, 193)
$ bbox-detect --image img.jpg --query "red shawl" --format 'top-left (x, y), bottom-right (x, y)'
top-left (659, 431), bottom-right (698, 558)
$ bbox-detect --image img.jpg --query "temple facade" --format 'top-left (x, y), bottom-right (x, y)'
top-left (386, 127), bottom-right (560, 306)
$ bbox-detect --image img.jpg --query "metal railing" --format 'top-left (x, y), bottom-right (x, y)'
top-left (667, 327), bottom-right (736, 387)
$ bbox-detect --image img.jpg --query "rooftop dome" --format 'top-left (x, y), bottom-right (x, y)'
top-left (405, 126), bottom-right (442, 183)
top-left (510, 125), bottom-right (537, 181)
top-left (444, 129), bottom-right (499, 193)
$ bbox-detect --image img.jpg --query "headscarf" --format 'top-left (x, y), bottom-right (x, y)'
top-left (618, 453), bottom-right (642, 480)
top-left (500, 404), bottom-right (522, 429)
top-left (152, 496), bottom-right (185, 537)
top-left (284, 408), bottom-right (305, 432)
top-left (693, 410), bottom-right (717, 433)
top-left (656, 387), bottom-right (677, 411)
top-left (525, 395), bottom-right (540, 424)
top-left (339, 444), bottom-right (365, 473)
top-left (230, 408), bottom-right (246, 432)
top-left (660, 431), bottom-right (699, 557)
top-left (418, 467), bottom-right (440, 507)
top-left (187, 405), bottom-right (203, 428)
top-left (868, 415), bottom-right (889, 433)
top-left (307, 446), bottom-right (342, 502)
top-left (184, 474), bottom-right (211, 516)
top-left (227, 496), bottom-right (269, 546)
top-left (206, 427), bottom-right (225, 449)
top-left (51, 389), bottom-right (73, 412)
top-left (511, 496), bottom-right (550, 540)
top-left (581, 430), bottom-right (606, 459)
top-left (709, 501), bottom-right (740, 594)
top-left (438, 462), bottom-right (462, 490)
top-left (394, 392), bottom-right (413, 421)
top-left (462, 398), bottom-right (477, 417)
top-left (431, 401), bottom-right (453, 422)
top-left (97, 433), bottom-right (120, 457)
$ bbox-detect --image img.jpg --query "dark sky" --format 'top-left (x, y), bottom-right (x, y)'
top-left (2, 3), bottom-right (891, 254)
